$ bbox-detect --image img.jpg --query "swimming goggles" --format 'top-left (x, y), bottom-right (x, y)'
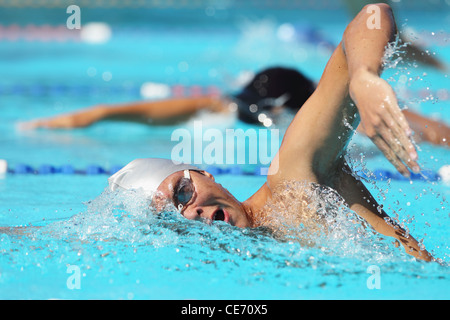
top-left (173, 170), bottom-right (195, 213)
top-left (253, 93), bottom-right (291, 112)
top-left (234, 92), bottom-right (291, 126)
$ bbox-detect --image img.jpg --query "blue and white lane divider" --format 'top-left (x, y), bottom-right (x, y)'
top-left (0, 159), bottom-right (449, 183)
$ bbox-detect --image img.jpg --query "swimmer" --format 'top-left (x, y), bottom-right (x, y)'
top-left (20, 71), bottom-right (450, 148)
top-left (18, 67), bottom-right (316, 130)
top-left (105, 4), bottom-right (432, 261)
top-left (8, 4), bottom-right (438, 261)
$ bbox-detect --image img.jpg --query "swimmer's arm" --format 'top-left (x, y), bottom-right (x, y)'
top-left (344, 3), bottom-right (420, 177)
top-left (100, 96), bottom-right (226, 120)
top-left (269, 3), bottom-right (417, 185)
top-left (19, 96), bottom-right (226, 129)
top-left (335, 164), bottom-right (433, 261)
top-left (343, 0), bottom-right (447, 71)
top-left (400, 110), bottom-right (450, 147)
top-left (268, 41), bottom-right (355, 184)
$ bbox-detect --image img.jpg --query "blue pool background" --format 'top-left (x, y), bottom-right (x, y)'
top-left (0, 0), bottom-right (449, 299)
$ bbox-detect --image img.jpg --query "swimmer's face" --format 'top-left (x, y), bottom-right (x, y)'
top-left (153, 170), bottom-right (251, 228)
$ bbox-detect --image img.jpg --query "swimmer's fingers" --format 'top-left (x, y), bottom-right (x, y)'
top-left (16, 121), bottom-right (36, 131)
top-left (380, 111), bottom-right (420, 174)
top-left (367, 83), bottom-right (420, 174)
top-left (22, 118), bottom-right (64, 129)
top-left (20, 113), bottom-right (94, 130)
top-left (18, 106), bottom-right (105, 130)
top-left (16, 119), bottom-right (52, 130)
top-left (372, 133), bottom-right (410, 177)
top-left (386, 101), bottom-right (418, 158)
top-left (389, 102), bottom-right (413, 138)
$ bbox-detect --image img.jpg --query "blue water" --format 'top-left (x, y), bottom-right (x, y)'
top-left (0, 3), bottom-right (449, 300)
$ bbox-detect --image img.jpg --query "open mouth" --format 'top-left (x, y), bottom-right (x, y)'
top-left (212, 208), bottom-right (229, 223)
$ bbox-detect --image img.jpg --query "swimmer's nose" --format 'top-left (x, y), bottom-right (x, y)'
top-left (182, 206), bottom-right (214, 221)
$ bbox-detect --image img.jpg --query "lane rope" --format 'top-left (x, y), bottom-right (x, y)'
top-left (0, 82), bottom-right (447, 103)
top-left (0, 160), bottom-right (447, 183)
top-left (0, 83), bottom-right (222, 99)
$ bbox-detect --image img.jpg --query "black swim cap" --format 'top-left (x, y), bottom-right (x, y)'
top-left (232, 67), bottom-right (315, 125)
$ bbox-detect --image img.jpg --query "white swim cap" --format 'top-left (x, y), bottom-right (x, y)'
top-left (108, 158), bottom-right (199, 198)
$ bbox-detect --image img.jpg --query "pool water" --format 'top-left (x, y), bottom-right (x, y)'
top-left (0, 2), bottom-right (449, 300)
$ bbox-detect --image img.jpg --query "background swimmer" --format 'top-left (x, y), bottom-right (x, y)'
top-left (19, 66), bottom-right (450, 147)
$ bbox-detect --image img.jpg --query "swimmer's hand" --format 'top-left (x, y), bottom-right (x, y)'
top-left (18, 105), bottom-right (106, 130)
top-left (349, 69), bottom-right (420, 177)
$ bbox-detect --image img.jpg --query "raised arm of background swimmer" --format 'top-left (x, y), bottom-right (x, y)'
top-left (19, 96), bottom-right (226, 129)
